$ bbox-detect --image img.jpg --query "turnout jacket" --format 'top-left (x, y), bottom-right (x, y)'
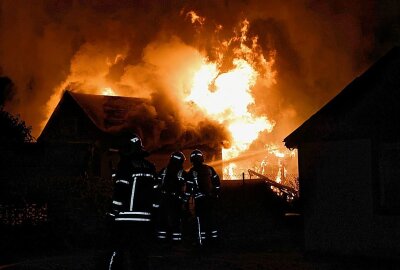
top-left (157, 167), bottom-right (190, 202)
top-left (187, 164), bottom-right (221, 200)
top-left (109, 155), bottom-right (157, 222)
top-left (156, 167), bottom-right (188, 202)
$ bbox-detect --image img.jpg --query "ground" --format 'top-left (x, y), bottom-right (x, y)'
top-left (0, 180), bottom-right (398, 269)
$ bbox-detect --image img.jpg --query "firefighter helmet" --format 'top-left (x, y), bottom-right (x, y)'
top-left (120, 133), bottom-right (146, 156)
top-left (170, 151), bottom-right (186, 164)
top-left (190, 149), bottom-right (204, 164)
top-left (129, 133), bottom-right (144, 150)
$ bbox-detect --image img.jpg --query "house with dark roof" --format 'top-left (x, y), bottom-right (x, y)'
top-left (284, 47), bottom-right (400, 258)
top-left (38, 90), bottom-right (222, 178)
top-left (39, 91), bottom-right (155, 143)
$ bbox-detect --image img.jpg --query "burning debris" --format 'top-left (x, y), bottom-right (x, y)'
top-left (248, 170), bottom-right (298, 202)
top-left (221, 144), bottom-right (299, 199)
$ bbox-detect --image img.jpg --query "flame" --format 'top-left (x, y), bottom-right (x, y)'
top-left (102, 87), bottom-right (116, 96)
top-left (275, 160), bottom-right (286, 183)
top-left (185, 19), bottom-right (276, 161)
top-left (186, 11), bottom-right (206, 25)
top-left (260, 143), bottom-right (297, 191)
top-left (269, 148), bottom-right (285, 158)
top-left (224, 163), bottom-right (237, 179)
top-left (266, 143), bottom-right (297, 159)
top-left (41, 13), bottom-right (279, 176)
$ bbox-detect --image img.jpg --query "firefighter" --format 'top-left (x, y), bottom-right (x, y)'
top-left (155, 151), bottom-right (188, 243)
top-left (106, 133), bottom-right (157, 270)
top-left (187, 149), bottom-right (221, 246)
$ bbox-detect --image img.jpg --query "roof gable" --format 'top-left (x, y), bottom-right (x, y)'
top-left (38, 91), bottom-right (150, 142)
top-left (284, 46), bottom-right (400, 148)
top-left (68, 91), bottom-right (150, 132)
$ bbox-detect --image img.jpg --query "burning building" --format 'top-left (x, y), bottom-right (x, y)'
top-left (3, 1), bottom-right (400, 257)
top-left (2, 1), bottom-right (400, 187)
top-left (0, 89), bottom-right (223, 237)
top-left (33, 13), bottom-right (292, 182)
top-left (38, 90), bottom-right (223, 177)
top-left (284, 46), bottom-right (400, 258)
top-left (0, 10), bottom-right (300, 231)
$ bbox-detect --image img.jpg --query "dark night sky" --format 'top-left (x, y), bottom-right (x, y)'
top-left (0, 0), bottom-right (399, 145)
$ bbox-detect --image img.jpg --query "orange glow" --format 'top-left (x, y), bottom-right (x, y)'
top-left (186, 10), bottom-right (206, 25)
top-left (102, 87), bottom-right (116, 96)
top-left (224, 163), bottom-right (237, 179)
top-left (41, 15), bottom-right (280, 178)
top-left (267, 144), bottom-right (286, 158)
top-left (185, 19), bottom-right (276, 161)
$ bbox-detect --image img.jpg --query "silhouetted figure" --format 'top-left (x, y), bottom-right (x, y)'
top-left (187, 149), bottom-right (221, 246)
top-left (155, 151), bottom-right (188, 243)
top-left (106, 133), bottom-right (157, 270)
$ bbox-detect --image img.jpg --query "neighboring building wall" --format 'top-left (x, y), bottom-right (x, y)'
top-left (299, 139), bottom-right (376, 255)
top-left (371, 140), bottom-right (400, 256)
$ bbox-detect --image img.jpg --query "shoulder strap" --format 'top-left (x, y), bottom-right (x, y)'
top-left (192, 170), bottom-right (199, 188)
top-left (177, 169), bottom-right (184, 181)
top-left (160, 168), bottom-right (167, 186)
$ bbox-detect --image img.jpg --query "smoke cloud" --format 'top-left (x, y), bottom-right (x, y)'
top-left (1, 0), bottom-right (399, 150)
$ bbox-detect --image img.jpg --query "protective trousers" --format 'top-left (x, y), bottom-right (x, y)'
top-left (156, 194), bottom-right (183, 242)
top-left (194, 196), bottom-right (219, 245)
top-left (107, 222), bottom-right (152, 270)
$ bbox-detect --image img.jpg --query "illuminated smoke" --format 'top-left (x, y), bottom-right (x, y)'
top-left (0, 0), bottom-right (399, 149)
